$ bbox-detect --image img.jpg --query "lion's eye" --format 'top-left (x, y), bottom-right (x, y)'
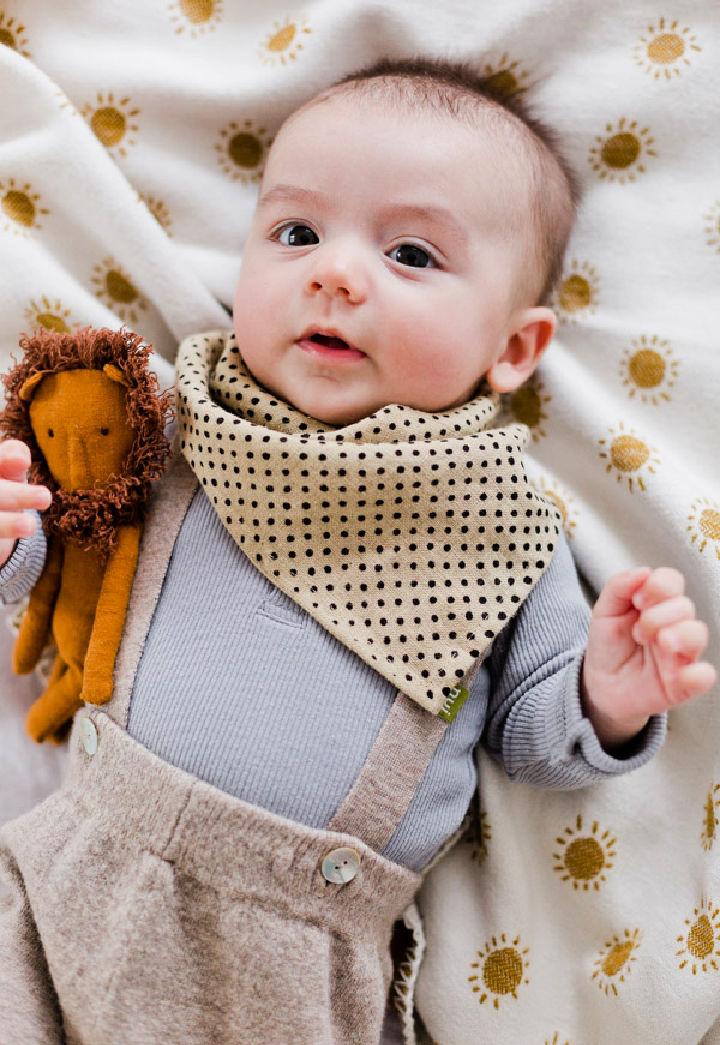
top-left (100, 427), bottom-right (110, 436)
top-left (47, 429), bottom-right (54, 438)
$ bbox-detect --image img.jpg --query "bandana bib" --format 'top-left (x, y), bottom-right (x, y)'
top-left (176, 330), bottom-right (561, 716)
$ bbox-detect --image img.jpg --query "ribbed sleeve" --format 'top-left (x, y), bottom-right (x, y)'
top-left (0, 515), bottom-right (46, 606)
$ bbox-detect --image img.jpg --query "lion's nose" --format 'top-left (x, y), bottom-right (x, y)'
top-left (68, 434), bottom-right (92, 490)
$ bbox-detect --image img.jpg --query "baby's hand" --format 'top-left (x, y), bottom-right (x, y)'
top-left (0, 440), bottom-right (52, 567)
top-left (581, 566), bottom-right (717, 748)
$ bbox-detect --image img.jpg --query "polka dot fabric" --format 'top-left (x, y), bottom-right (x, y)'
top-left (176, 330), bottom-right (561, 715)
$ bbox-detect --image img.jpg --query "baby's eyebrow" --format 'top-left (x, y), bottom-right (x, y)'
top-left (259, 183), bottom-right (467, 247)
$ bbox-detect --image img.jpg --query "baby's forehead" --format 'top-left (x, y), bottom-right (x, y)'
top-left (269, 93), bottom-right (532, 222)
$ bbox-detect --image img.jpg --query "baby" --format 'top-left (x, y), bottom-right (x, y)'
top-left (0, 58), bottom-right (715, 1045)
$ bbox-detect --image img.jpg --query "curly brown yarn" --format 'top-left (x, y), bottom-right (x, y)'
top-left (0, 326), bottom-right (174, 552)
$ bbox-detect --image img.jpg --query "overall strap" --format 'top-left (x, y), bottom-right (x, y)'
top-left (328, 661), bottom-right (483, 853)
top-left (105, 444), bottom-right (198, 727)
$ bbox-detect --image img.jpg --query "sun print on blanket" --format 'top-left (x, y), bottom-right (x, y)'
top-left (592, 928), bottom-right (641, 996)
top-left (81, 92), bottom-right (140, 159)
top-left (589, 118), bottom-right (657, 184)
top-left (533, 475), bottom-right (578, 541)
top-left (259, 16), bottom-right (312, 65)
top-left (598, 423), bottom-right (660, 494)
top-left (479, 53), bottom-right (530, 99)
top-left (168, 0), bottom-right (223, 36)
top-left (91, 257), bottom-right (146, 325)
top-left (705, 201), bottom-right (720, 254)
top-left (544, 1035), bottom-right (571, 1045)
top-left (687, 499), bottom-right (720, 562)
top-left (506, 373), bottom-right (550, 443)
top-left (676, 899), bottom-right (720, 974)
top-left (24, 296), bottom-right (76, 334)
top-left (633, 17), bottom-right (701, 80)
top-left (0, 10), bottom-right (29, 56)
top-left (468, 933), bottom-right (530, 1008)
top-left (553, 814), bottom-right (616, 892)
top-left (215, 120), bottom-right (272, 184)
top-left (138, 193), bottom-right (174, 236)
top-left (619, 335), bottom-right (678, 405)
top-left (0, 179), bottom-right (48, 234)
top-left (552, 260), bottom-right (600, 324)
top-left (700, 783), bottom-right (720, 851)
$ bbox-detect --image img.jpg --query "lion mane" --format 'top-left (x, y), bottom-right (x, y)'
top-left (0, 326), bottom-right (173, 552)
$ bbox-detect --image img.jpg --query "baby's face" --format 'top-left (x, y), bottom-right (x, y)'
top-left (233, 95), bottom-right (539, 425)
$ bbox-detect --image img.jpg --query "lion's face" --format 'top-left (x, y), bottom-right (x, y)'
top-left (29, 369), bottom-right (134, 490)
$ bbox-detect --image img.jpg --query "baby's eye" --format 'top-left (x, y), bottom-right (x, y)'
top-left (276, 223), bottom-right (319, 247)
top-left (387, 243), bottom-right (436, 269)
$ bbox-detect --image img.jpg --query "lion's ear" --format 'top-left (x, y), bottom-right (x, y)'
top-left (103, 363), bottom-right (129, 387)
top-left (19, 371), bottom-right (49, 402)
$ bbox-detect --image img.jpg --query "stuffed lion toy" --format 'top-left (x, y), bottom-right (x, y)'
top-left (0, 327), bottom-right (173, 744)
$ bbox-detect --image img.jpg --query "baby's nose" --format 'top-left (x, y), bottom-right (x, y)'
top-left (306, 249), bottom-right (367, 304)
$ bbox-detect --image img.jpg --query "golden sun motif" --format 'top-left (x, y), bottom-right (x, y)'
top-left (589, 118), bottom-right (656, 184)
top-left (534, 475), bottom-right (578, 540)
top-left (598, 422), bottom-right (660, 493)
top-left (260, 16), bottom-right (312, 65)
top-left (592, 928), bottom-right (641, 995)
top-left (0, 10), bottom-right (30, 56)
top-left (81, 92), bottom-right (140, 158)
top-left (91, 257), bottom-right (146, 324)
top-left (464, 808), bottom-right (491, 863)
top-left (620, 335), bottom-right (678, 404)
top-left (24, 296), bottom-right (74, 333)
top-left (0, 179), bottom-right (48, 234)
top-left (480, 53), bottom-right (530, 99)
top-left (633, 18), bottom-right (701, 80)
top-left (704, 202), bottom-right (720, 254)
top-left (168, 0), bottom-right (223, 36)
top-left (701, 784), bottom-right (720, 851)
top-left (139, 193), bottom-right (173, 236)
top-left (687, 498), bottom-right (720, 561)
top-left (468, 933), bottom-right (530, 1008)
top-left (677, 898), bottom-right (720, 974)
top-left (216, 119), bottom-right (272, 183)
top-left (553, 260), bottom-right (599, 323)
top-left (545, 1036), bottom-right (571, 1045)
top-left (507, 374), bottom-right (550, 442)
top-left (553, 814), bottom-right (616, 892)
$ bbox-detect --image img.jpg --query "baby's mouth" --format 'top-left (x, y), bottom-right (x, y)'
top-left (307, 333), bottom-right (351, 349)
top-left (296, 331), bottom-right (366, 360)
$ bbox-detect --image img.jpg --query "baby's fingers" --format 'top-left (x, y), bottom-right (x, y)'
top-left (633, 595), bottom-right (695, 643)
top-left (657, 619), bottom-right (708, 659)
top-left (676, 662), bottom-right (717, 701)
top-left (0, 512), bottom-right (37, 540)
top-left (0, 478), bottom-right (52, 511)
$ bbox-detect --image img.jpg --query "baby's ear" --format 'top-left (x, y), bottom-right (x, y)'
top-left (18, 370), bottom-right (49, 402)
top-left (103, 363), bottom-right (129, 387)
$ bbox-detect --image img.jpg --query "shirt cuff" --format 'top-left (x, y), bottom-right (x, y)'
top-left (0, 514), bottom-right (47, 605)
top-left (553, 653), bottom-right (667, 775)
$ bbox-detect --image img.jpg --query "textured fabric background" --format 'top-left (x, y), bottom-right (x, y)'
top-left (0, 2), bottom-right (717, 1041)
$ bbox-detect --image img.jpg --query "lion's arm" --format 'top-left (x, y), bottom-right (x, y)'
top-left (12, 537), bottom-right (63, 675)
top-left (81, 523), bottom-right (141, 706)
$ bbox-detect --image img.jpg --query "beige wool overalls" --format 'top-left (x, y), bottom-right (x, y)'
top-left (0, 453), bottom-right (460, 1045)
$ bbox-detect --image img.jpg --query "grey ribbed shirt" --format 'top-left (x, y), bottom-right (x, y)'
top-left (1, 492), bottom-right (666, 870)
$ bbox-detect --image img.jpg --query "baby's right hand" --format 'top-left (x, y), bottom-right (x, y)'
top-left (0, 440), bottom-right (52, 567)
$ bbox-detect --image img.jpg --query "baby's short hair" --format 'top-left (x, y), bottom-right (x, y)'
top-left (309, 57), bottom-right (579, 305)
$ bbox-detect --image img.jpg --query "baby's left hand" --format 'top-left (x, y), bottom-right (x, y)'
top-left (582, 566), bottom-right (717, 748)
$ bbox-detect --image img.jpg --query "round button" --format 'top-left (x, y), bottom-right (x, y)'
top-left (80, 717), bottom-right (98, 756)
top-left (321, 847), bottom-right (361, 885)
